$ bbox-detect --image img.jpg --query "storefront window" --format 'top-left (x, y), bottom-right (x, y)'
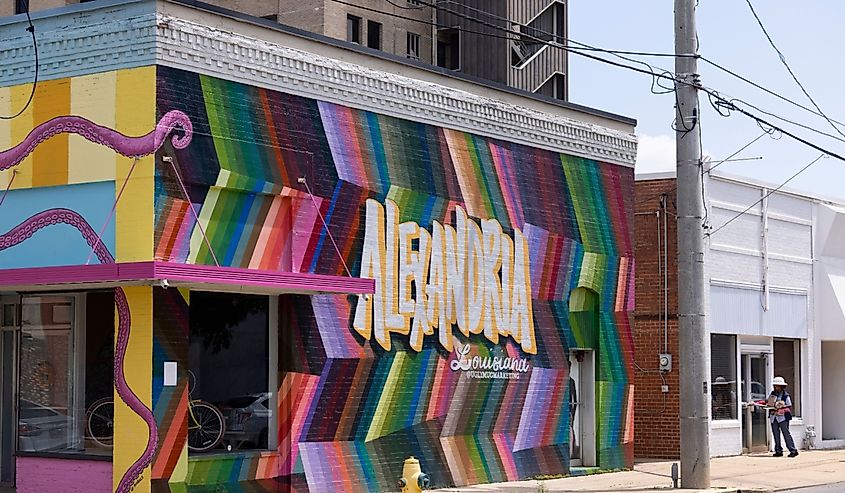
top-left (711, 334), bottom-right (737, 420)
top-left (189, 292), bottom-right (271, 453)
top-left (17, 292), bottom-right (114, 456)
top-left (774, 338), bottom-right (801, 416)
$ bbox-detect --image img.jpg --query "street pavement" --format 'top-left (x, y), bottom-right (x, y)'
top-left (432, 448), bottom-right (845, 492)
top-left (781, 484), bottom-right (845, 493)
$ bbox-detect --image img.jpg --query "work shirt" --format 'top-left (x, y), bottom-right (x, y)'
top-left (769, 390), bottom-right (792, 423)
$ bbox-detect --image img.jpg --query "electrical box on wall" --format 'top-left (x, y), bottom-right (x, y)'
top-left (659, 353), bottom-right (672, 372)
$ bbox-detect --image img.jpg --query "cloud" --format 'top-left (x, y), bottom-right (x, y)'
top-left (635, 134), bottom-right (675, 175)
top-left (634, 134), bottom-right (713, 176)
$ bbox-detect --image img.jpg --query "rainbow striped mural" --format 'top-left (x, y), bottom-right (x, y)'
top-left (153, 66), bottom-right (634, 491)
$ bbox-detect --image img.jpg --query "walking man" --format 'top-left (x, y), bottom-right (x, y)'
top-left (769, 376), bottom-right (798, 457)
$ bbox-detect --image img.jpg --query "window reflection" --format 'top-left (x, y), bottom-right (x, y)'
top-left (189, 292), bottom-right (270, 452)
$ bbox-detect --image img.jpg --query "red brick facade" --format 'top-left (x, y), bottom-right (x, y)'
top-left (634, 179), bottom-right (681, 459)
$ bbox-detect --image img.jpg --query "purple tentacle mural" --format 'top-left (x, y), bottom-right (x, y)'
top-left (0, 109), bottom-right (192, 171)
top-left (0, 111), bottom-right (194, 493)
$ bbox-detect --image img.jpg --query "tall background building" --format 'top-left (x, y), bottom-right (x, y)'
top-left (4, 0), bottom-right (568, 100)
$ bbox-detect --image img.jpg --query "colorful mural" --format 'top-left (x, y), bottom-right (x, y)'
top-left (0, 79), bottom-right (193, 492)
top-left (153, 65), bottom-right (635, 492)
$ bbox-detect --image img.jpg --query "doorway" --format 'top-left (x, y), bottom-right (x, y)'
top-left (0, 297), bottom-right (19, 486)
top-left (741, 353), bottom-right (769, 453)
top-left (568, 349), bottom-right (596, 467)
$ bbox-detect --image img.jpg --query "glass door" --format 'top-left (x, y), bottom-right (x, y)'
top-left (0, 297), bottom-right (20, 486)
top-left (741, 353), bottom-right (769, 453)
top-left (569, 352), bottom-right (582, 466)
top-left (568, 349), bottom-right (596, 467)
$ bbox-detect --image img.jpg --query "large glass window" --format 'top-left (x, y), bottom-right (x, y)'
top-left (774, 338), bottom-right (801, 416)
top-left (17, 293), bottom-right (114, 456)
top-left (189, 292), bottom-right (272, 453)
top-left (711, 334), bottom-right (737, 420)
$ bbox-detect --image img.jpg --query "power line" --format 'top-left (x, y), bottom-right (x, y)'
top-left (1, 3), bottom-right (38, 120)
top-left (424, 0), bottom-right (845, 144)
top-left (634, 132), bottom-right (768, 209)
top-left (383, 0), bottom-right (426, 9)
top-left (707, 153), bottom-right (827, 237)
top-left (425, 1), bottom-right (845, 163)
top-left (744, 0), bottom-right (845, 140)
top-left (700, 57), bottom-right (845, 132)
top-left (373, 0), bottom-right (845, 139)
top-left (708, 92), bottom-right (845, 145)
top-left (338, 0), bottom-right (845, 165)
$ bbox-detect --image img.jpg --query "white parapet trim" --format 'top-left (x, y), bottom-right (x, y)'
top-left (155, 4), bottom-right (638, 167)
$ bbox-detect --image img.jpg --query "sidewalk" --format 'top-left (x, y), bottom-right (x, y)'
top-left (432, 449), bottom-right (845, 492)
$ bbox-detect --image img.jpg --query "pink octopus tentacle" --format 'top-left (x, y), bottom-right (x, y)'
top-left (0, 209), bottom-right (114, 263)
top-left (114, 287), bottom-right (158, 493)
top-left (0, 209), bottom-right (158, 493)
top-left (0, 110), bottom-right (193, 171)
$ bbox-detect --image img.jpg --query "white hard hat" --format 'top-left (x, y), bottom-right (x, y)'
top-left (772, 376), bottom-right (788, 386)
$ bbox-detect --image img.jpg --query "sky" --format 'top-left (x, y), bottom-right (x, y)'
top-left (569, 1), bottom-right (845, 201)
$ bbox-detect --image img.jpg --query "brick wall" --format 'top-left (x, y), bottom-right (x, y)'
top-left (634, 178), bottom-right (680, 459)
top-left (153, 64), bottom-right (636, 491)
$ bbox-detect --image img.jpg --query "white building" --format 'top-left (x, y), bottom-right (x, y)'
top-left (638, 169), bottom-right (844, 456)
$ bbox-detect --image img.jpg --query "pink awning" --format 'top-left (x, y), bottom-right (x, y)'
top-left (0, 261), bottom-right (374, 295)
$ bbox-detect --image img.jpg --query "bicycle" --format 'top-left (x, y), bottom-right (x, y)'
top-left (86, 370), bottom-right (226, 453)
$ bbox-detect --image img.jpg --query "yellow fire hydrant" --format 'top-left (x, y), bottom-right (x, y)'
top-left (398, 456), bottom-right (430, 492)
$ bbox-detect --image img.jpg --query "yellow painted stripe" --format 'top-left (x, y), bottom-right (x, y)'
top-left (115, 66), bottom-right (156, 262)
top-left (169, 444), bottom-right (189, 484)
top-left (69, 71), bottom-right (117, 184)
top-left (0, 87), bottom-right (11, 190)
top-left (188, 186), bottom-right (221, 264)
top-left (7, 84), bottom-right (34, 189)
top-left (113, 286), bottom-right (153, 493)
top-left (443, 129), bottom-right (482, 217)
top-left (32, 77), bottom-right (71, 187)
top-left (365, 352), bottom-right (407, 442)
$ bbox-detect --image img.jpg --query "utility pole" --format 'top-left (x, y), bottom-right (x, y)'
top-left (674, 0), bottom-right (711, 489)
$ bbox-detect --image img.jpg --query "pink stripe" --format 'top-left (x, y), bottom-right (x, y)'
top-left (171, 205), bottom-right (196, 263)
top-left (615, 257), bottom-right (628, 312)
top-left (249, 195), bottom-right (284, 269)
top-left (488, 143), bottom-right (522, 228)
top-left (288, 376), bottom-right (319, 473)
top-left (16, 457), bottom-right (112, 493)
top-left (337, 106), bottom-right (369, 188)
top-left (291, 196), bottom-right (321, 272)
top-left (627, 258), bottom-right (636, 312)
top-left (492, 433), bottom-right (519, 480)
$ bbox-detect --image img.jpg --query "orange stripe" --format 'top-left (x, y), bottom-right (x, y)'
top-left (32, 78), bottom-right (71, 187)
top-left (155, 200), bottom-right (188, 261)
top-left (259, 89), bottom-right (289, 187)
top-left (257, 196), bottom-right (288, 270)
top-left (151, 385), bottom-right (188, 478)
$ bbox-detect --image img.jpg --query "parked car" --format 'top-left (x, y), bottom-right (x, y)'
top-left (750, 381), bottom-right (767, 401)
top-left (18, 399), bottom-right (71, 452)
top-left (219, 393), bottom-right (270, 449)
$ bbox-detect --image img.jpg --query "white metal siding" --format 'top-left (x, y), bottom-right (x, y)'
top-left (711, 285), bottom-right (807, 338)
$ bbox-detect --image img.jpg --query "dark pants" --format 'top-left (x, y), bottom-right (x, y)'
top-left (771, 419), bottom-right (797, 453)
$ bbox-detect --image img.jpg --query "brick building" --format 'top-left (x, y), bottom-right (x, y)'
top-left (5, 0), bottom-right (568, 100)
top-left (0, 1), bottom-right (636, 491)
top-left (633, 176), bottom-right (679, 459)
top-left (635, 170), bottom-right (845, 460)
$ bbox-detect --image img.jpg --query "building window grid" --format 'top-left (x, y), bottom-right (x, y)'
top-left (406, 32), bottom-right (421, 60)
